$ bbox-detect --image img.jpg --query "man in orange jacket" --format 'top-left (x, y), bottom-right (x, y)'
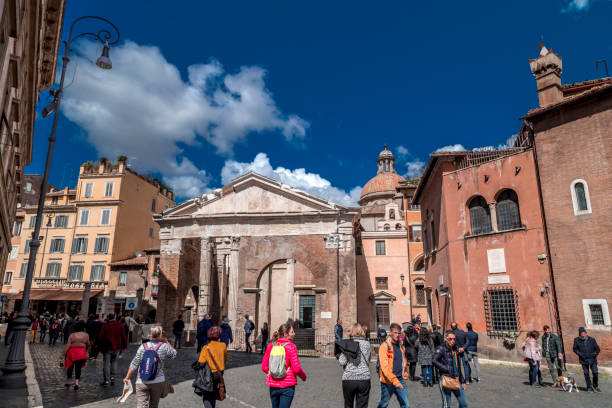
top-left (377, 322), bottom-right (410, 408)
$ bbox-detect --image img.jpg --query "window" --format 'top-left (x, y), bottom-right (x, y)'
top-left (151, 198), bottom-right (156, 212)
top-left (415, 258), bottom-right (425, 272)
top-left (496, 190), bottom-right (521, 231)
top-left (71, 237), bottom-right (88, 254)
top-left (298, 295), bottom-right (316, 329)
top-left (410, 225), bottom-right (422, 242)
top-left (151, 284), bottom-right (159, 297)
top-left (79, 209), bottom-right (90, 226)
top-left (484, 288), bottom-right (519, 333)
top-left (83, 182), bottom-right (93, 198)
top-left (24, 239), bottom-right (31, 254)
top-left (3, 271), bottom-right (13, 284)
top-left (383, 224), bottom-right (390, 231)
top-left (148, 227), bottom-right (154, 238)
top-left (104, 181), bottom-right (114, 197)
top-left (582, 299), bottom-right (611, 327)
top-left (590, 305), bottom-right (605, 326)
top-left (51, 196), bottom-right (58, 205)
top-left (389, 209), bottom-right (395, 220)
top-left (9, 245), bottom-right (18, 260)
top-left (376, 277), bottom-right (388, 290)
top-left (20, 262), bottom-right (29, 278)
top-left (571, 179), bottom-right (592, 215)
top-left (29, 215), bottom-right (37, 228)
top-left (45, 262), bottom-right (61, 278)
top-left (25, 182), bottom-right (32, 192)
top-left (68, 265), bottom-right (83, 281)
top-left (429, 219), bottom-right (436, 250)
top-left (119, 272), bottom-right (127, 286)
top-left (94, 236), bottom-right (109, 254)
top-left (375, 240), bottom-right (386, 255)
top-left (13, 221), bottom-right (22, 236)
top-left (49, 238), bottom-right (65, 253)
top-left (90, 264), bottom-right (105, 281)
top-left (376, 304), bottom-right (390, 327)
top-left (153, 257), bottom-right (160, 276)
top-left (54, 215), bottom-right (68, 228)
top-left (415, 283), bottom-right (426, 305)
top-left (100, 209), bottom-right (111, 225)
top-left (469, 196), bottom-right (492, 235)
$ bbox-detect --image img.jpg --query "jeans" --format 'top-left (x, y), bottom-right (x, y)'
top-left (270, 386), bottom-right (295, 408)
top-left (378, 377), bottom-right (410, 408)
top-left (460, 353), bottom-right (471, 382)
top-left (342, 379), bottom-right (370, 408)
top-left (203, 373), bottom-right (221, 408)
top-left (245, 332), bottom-right (252, 353)
top-left (39, 329), bottom-right (47, 343)
top-left (102, 350), bottom-right (119, 382)
top-left (582, 361), bottom-right (598, 389)
top-left (545, 355), bottom-right (562, 382)
top-left (466, 351), bottom-right (480, 380)
top-left (174, 331), bottom-right (183, 348)
top-left (49, 331), bottom-right (59, 345)
top-left (422, 365), bottom-right (433, 383)
top-left (438, 380), bottom-right (468, 408)
top-left (528, 359), bottom-right (539, 385)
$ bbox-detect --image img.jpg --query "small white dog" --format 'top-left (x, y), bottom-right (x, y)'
top-left (558, 376), bottom-right (579, 392)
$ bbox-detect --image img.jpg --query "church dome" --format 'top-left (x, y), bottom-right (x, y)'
top-left (359, 145), bottom-right (405, 204)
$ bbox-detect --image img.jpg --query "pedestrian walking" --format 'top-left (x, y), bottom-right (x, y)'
top-left (402, 325), bottom-right (418, 381)
top-left (431, 325), bottom-right (443, 384)
top-left (29, 318), bottom-right (39, 344)
top-left (433, 331), bottom-right (468, 408)
top-left (39, 317), bottom-right (49, 343)
top-left (197, 314), bottom-right (213, 353)
top-left (64, 321), bottom-right (89, 390)
top-left (261, 322), bottom-right (307, 408)
top-left (335, 319), bottom-right (344, 342)
top-left (198, 326), bottom-right (228, 408)
top-left (260, 322), bottom-right (269, 353)
top-left (99, 313), bottom-right (127, 387)
top-left (450, 322), bottom-right (471, 384)
top-left (244, 314), bottom-right (254, 353)
top-left (377, 322), bottom-right (410, 408)
top-left (141, 318), bottom-right (153, 343)
top-left (172, 315), bottom-right (185, 349)
top-left (541, 325), bottom-right (562, 387)
top-left (573, 327), bottom-right (601, 392)
top-left (220, 316), bottom-right (233, 347)
top-left (416, 328), bottom-right (435, 387)
top-left (336, 323), bottom-right (371, 408)
top-left (465, 322), bottom-right (480, 383)
top-left (522, 330), bottom-right (543, 387)
top-left (123, 325), bottom-right (177, 408)
top-left (49, 318), bottom-right (61, 346)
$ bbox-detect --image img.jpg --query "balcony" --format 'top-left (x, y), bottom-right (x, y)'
top-left (34, 277), bottom-right (107, 289)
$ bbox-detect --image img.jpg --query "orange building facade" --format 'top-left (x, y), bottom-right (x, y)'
top-left (355, 147), bottom-right (426, 335)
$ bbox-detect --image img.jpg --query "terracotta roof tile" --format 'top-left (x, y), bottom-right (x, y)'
top-left (109, 256), bottom-right (148, 266)
top-left (360, 172), bottom-right (405, 200)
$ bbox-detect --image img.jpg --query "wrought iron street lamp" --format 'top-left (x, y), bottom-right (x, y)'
top-left (0, 16), bottom-right (120, 389)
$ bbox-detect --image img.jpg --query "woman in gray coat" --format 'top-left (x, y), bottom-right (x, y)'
top-left (416, 328), bottom-right (435, 387)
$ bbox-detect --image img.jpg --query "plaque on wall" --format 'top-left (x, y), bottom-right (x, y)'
top-left (321, 311), bottom-right (332, 319)
top-left (488, 275), bottom-right (510, 284)
top-left (487, 248), bottom-right (506, 273)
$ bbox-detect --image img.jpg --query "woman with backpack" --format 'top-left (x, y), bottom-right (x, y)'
top-left (416, 328), bottom-right (435, 387)
top-left (261, 322), bottom-right (307, 408)
top-left (64, 321), bottom-right (89, 390)
top-left (197, 326), bottom-right (228, 408)
top-left (123, 325), bottom-right (177, 408)
top-left (337, 323), bottom-right (371, 408)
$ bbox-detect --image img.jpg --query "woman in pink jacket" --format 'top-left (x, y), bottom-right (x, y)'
top-left (522, 330), bottom-right (543, 387)
top-left (261, 322), bottom-right (307, 408)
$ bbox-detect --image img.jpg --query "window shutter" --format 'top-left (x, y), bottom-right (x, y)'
top-left (72, 238), bottom-right (78, 254)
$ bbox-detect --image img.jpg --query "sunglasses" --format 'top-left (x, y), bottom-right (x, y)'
top-left (447, 337), bottom-right (456, 341)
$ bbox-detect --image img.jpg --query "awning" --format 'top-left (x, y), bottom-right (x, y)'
top-left (27, 289), bottom-right (104, 301)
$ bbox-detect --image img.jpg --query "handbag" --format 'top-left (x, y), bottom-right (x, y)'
top-left (206, 345), bottom-right (226, 401)
top-left (441, 351), bottom-right (461, 391)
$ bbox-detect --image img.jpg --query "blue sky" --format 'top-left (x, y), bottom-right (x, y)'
top-left (28, 0), bottom-right (612, 205)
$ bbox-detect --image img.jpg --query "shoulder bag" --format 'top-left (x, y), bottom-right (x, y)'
top-left (441, 351), bottom-right (460, 390)
top-left (206, 345), bottom-right (226, 401)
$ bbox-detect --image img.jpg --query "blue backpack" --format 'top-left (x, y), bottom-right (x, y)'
top-left (139, 341), bottom-right (162, 381)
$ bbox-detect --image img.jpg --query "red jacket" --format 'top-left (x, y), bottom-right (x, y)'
top-left (99, 320), bottom-right (127, 351)
top-left (261, 338), bottom-right (307, 388)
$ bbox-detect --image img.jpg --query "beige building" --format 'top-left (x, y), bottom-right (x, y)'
top-left (0, 0), bottom-right (66, 291)
top-left (2, 159), bottom-right (174, 315)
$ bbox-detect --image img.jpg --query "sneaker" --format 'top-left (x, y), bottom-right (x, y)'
top-left (587, 387), bottom-right (595, 392)
top-left (100, 381), bottom-right (109, 387)
top-left (594, 387), bottom-right (602, 393)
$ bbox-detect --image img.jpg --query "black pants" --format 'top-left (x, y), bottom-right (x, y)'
top-left (202, 372), bottom-right (221, 408)
top-left (582, 362), bottom-right (598, 389)
top-left (342, 379), bottom-right (370, 408)
top-left (67, 360), bottom-right (86, 380)
top-left (408, 362), bottom-right (417, 380)
top-left (245, 332), bottom-right (252, 353)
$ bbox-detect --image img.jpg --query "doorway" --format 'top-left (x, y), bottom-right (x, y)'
top-left (299, 295), bottom-right (315, 329)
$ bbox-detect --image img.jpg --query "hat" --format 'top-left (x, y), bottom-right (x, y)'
top-left (578, 327), bottom-right (586, 334)
top-left (222, 317), bottom-right (231, 324)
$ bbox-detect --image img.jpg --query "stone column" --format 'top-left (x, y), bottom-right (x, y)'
top-left (489, 203), bottom-right (498, 232)
top-left (80, 282), bottom-right (91, 317)
top-left (259, 267), bottom-right (270, 332)
top-left (227, 237), bottom-right (240, 330)
top-left (286, 259), bottom-right (295, 321)
top-left (197, 237), bottom-right (213, 320)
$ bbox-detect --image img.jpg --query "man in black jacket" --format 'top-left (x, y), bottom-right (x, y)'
top-left (451, 322), bottom-right (471, 384)
top-left (430, 325), bottom-right (444, 384)
top-left (573, 327), bottom-right (601, 392)
top-left (433, 332), bottom-right (468, 408)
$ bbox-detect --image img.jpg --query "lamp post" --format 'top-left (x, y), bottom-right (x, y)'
top-left (0, 16), bottom-right (119, 389)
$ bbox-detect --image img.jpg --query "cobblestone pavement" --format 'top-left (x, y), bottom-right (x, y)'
top-left (30, 341), bottom-right (611, 407)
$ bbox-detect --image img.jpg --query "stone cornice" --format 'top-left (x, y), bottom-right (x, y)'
top-left (361, 231), bottom-right (408, 239)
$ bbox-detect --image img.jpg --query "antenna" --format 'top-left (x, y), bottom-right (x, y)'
top-left (536, 35), bottom-right (545, 50)
top-left (596, 59), bottom-right (609, 77)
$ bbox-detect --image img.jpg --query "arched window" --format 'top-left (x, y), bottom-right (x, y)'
top-left (384, 224), bottom-right (390, 231)
top-left (389, 209), bottom-right (395, 220)
top-left (496, 190), bottom-right (521, 231)
top-left (415, 258), bottom-right (424, 272)
top-left (571, 179), bottom-right (592, 215)
top-left (468, 196), bottom-right (492, 235)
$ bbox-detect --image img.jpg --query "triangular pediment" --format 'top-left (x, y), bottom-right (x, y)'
top-left (163, 172), bottom-right (348, 217)
top-left (369, 291), bottom-right (396, 301)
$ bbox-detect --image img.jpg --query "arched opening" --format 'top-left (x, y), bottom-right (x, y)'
top-left (468, 196), bottom-right (492, 235)
top-left (415, 257), bottom-right (425, 272)
top-left (384, 224), bottom-right (391, 231)
top-left (570, 179), bottom-right (591, 215)
top-left (496, 189), bottom-right (521, 231)
top-left (183, 286), bottom-right (199, 332)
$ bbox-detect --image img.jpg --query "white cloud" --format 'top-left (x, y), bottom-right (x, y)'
top-left (221, 153), bottom-right (362, 206)
top-left (61, 41), bottom-right (308, 198)
top-left (563, 0), bottom-right (591, 11)
top-left (434, 144), bottom-right (466, 153)
top-left (396, 145), bottom-right (409, 157)
top-left (404, 159), bottom-right (426, 178)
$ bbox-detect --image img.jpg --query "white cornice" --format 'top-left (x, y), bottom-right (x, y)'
top-left (361, 231), bottom-right (408, 239)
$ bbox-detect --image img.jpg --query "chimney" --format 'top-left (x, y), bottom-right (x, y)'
top-left (529, 46), bottom-right (563, 107)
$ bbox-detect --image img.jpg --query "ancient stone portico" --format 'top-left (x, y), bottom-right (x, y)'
top-left (154, 172), bottom-right (358, 337)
